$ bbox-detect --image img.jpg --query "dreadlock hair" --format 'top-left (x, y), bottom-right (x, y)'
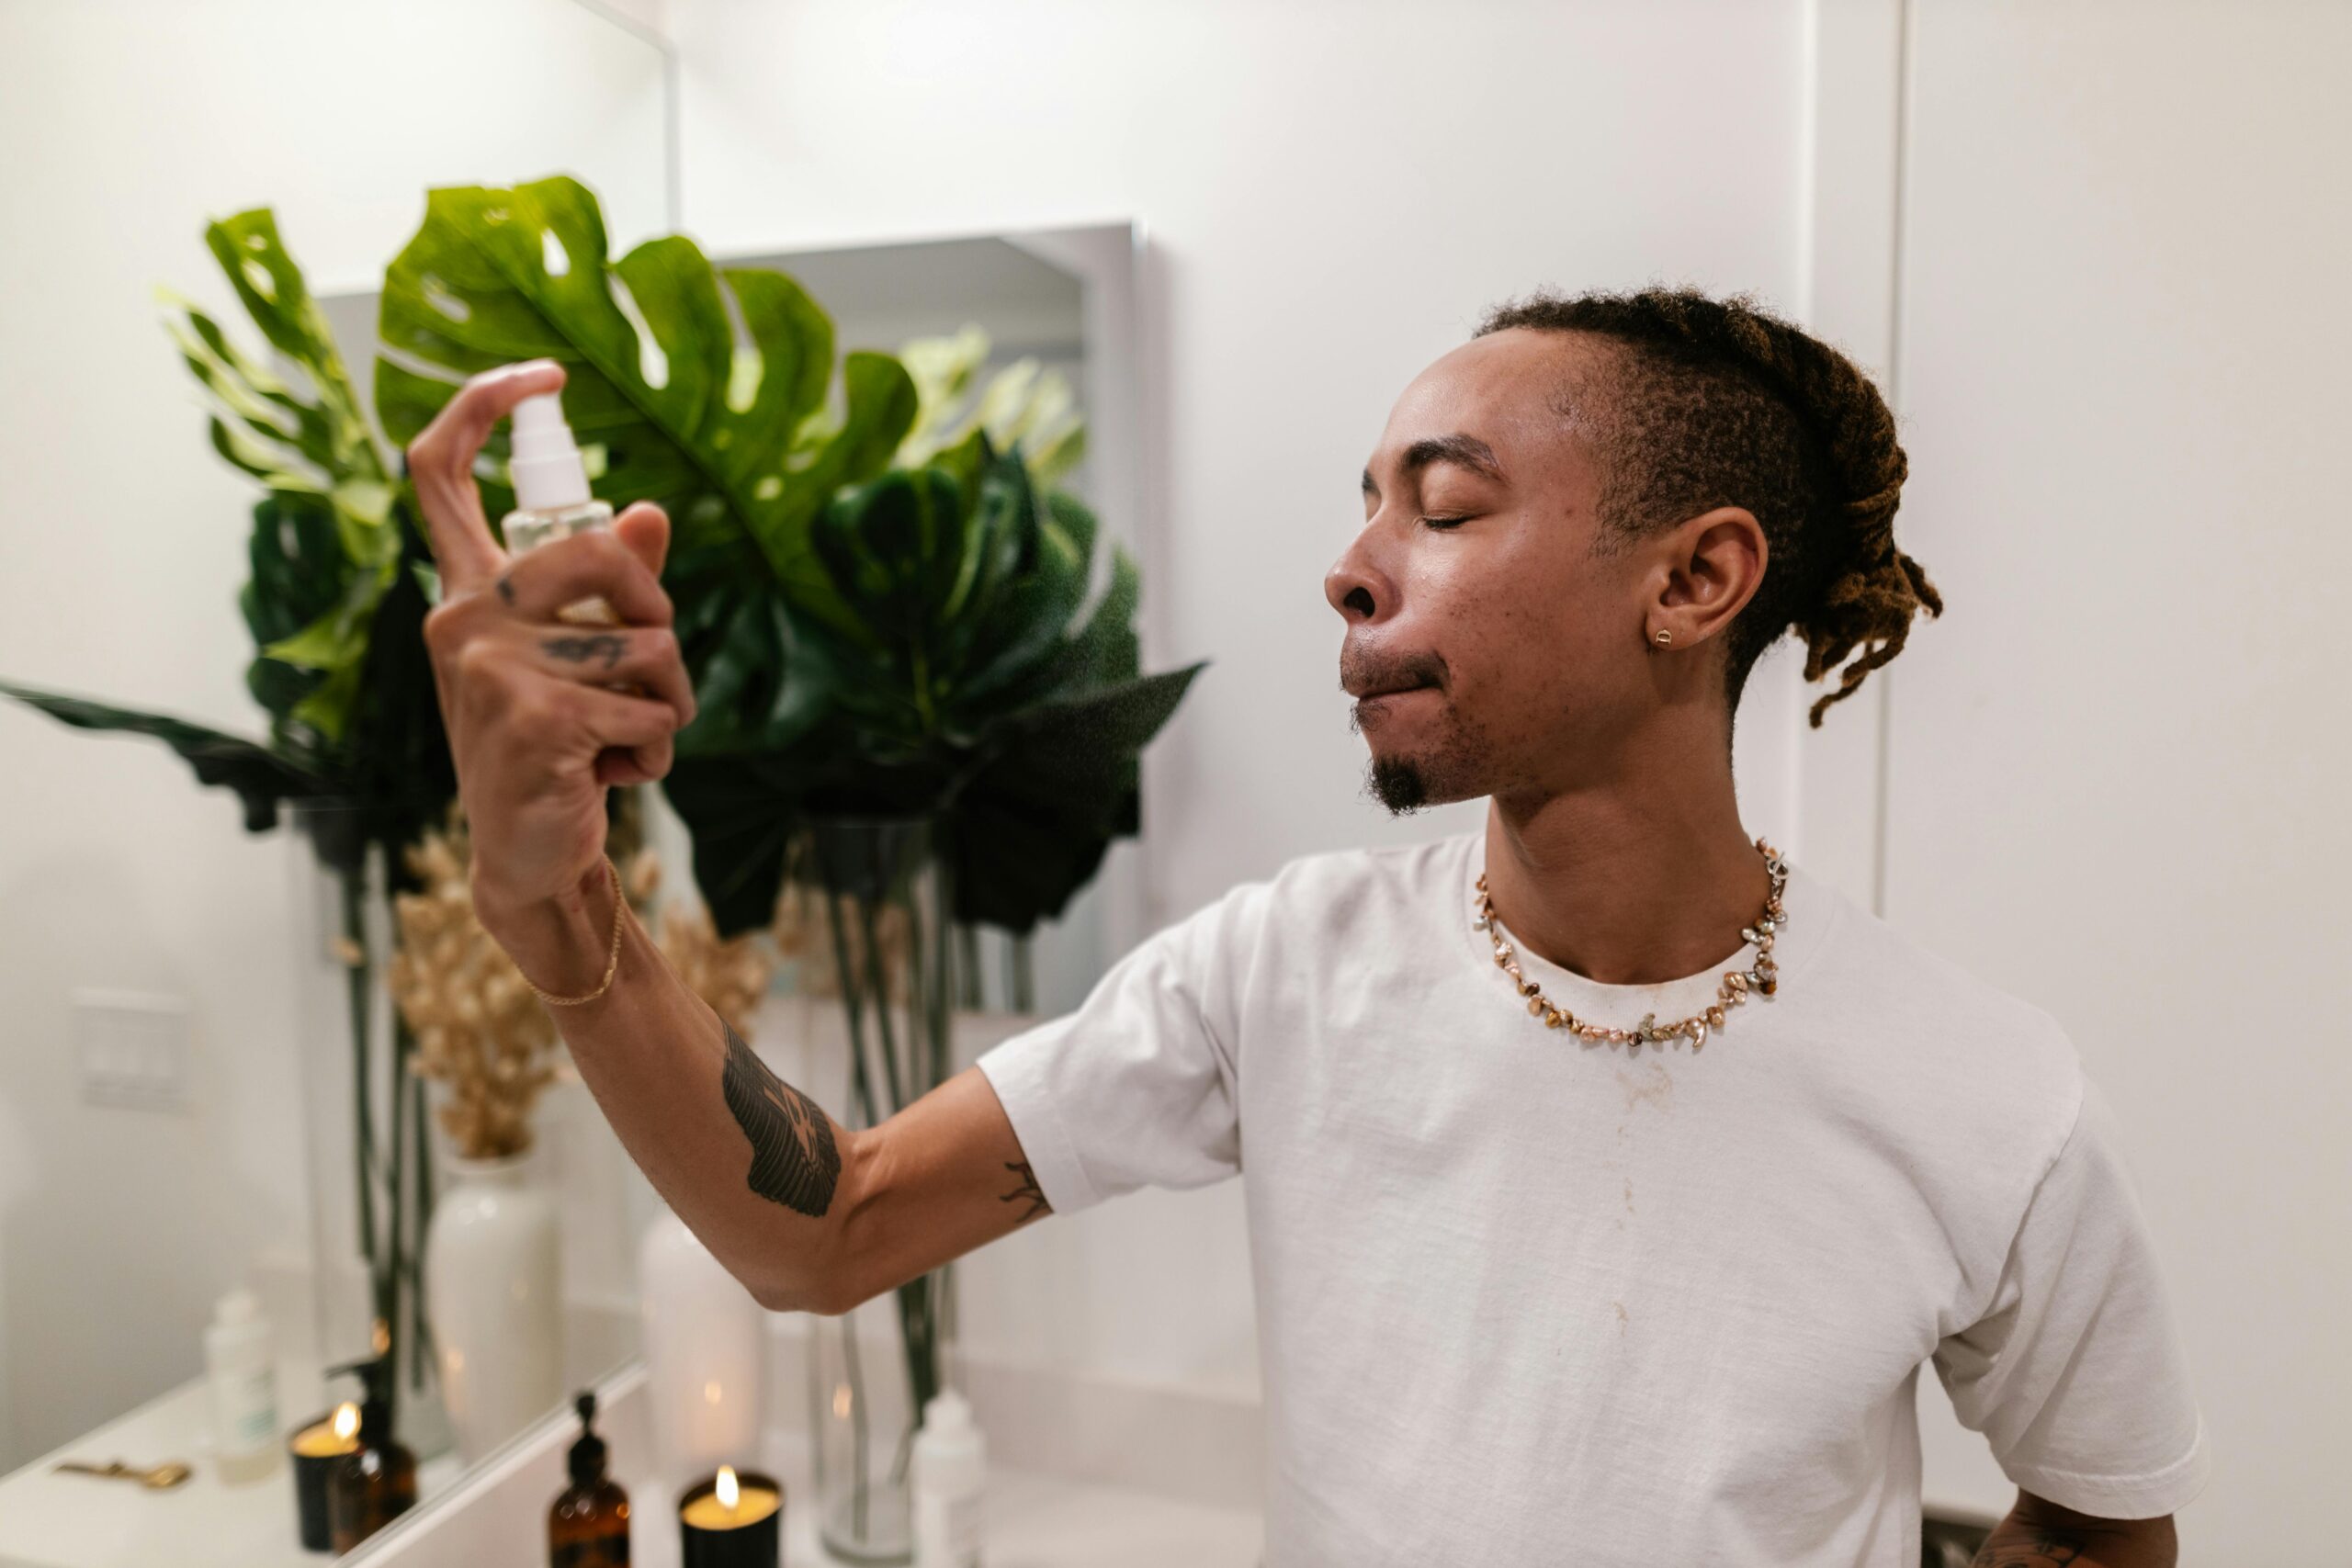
top-left (1472, 286), bottom-right (1942, 731)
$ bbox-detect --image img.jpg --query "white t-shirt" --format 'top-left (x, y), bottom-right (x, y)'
top-left (975, 826), bottom-right (2212, 1564)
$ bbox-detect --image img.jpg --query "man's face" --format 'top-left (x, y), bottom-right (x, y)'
top-left (1328, 327), bottom-right (1653, 815)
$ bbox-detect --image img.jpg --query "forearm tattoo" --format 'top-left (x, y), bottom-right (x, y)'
top-left (1000, 1159), bottom-right (1051, 1224)
top-left (541, 632), bottom-right (628, 669)
top-left (718, 1020), bottom-right (840, 1217)
top-left (1969, 1529), bottom-right (2086, 1567)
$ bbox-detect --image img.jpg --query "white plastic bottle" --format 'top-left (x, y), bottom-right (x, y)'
top-left (204, 1290), bottom-right (280, 1484)
top-left (911, 1388), bottom-right (986, 1568)
top-left (501, 388), bottom-right (617, 625)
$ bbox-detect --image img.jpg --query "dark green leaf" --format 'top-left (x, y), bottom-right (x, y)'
top-left (0, 681), bottom-right (328, 833)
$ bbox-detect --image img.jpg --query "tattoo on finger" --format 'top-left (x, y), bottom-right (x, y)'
top-left (542, 632), bottom-right (628, 669)
top-left (497, 574), bottom-right (516, 605)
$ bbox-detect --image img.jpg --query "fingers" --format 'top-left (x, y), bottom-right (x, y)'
top-left (523, 623), bottom-right (696, 729)
top-left (613, 501), bottom-right (672, 581)
top-left (406, 359), bottom-right (567, 593)
top-left (444, 625), bottom-right (684, 798)
top-left (492, 525), bottom-right (674, 627)
top-left (594, 732), bottom-right (673, 788)
top-left (566, 683), bottom-right (683, 754)
top-left (571, 685), bottom-right (681, 787)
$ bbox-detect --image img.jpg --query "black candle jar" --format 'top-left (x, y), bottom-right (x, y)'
top-left (679, 1467), bottom-right (782, 1567)
top-left (286, 1406), bottom-right (357, 1552)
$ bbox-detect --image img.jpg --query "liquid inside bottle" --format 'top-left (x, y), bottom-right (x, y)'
top-left (502, 387), bottom-right (619, 626)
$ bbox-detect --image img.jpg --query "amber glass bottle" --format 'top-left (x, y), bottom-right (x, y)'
top-left (549, 1390), bottom-right (631, 1566)
top-left (324, 1354), bottom-right (416, 1551)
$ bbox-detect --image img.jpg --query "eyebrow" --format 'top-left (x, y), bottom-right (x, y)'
top-left (1361, 433), bottom-right (1507, 495)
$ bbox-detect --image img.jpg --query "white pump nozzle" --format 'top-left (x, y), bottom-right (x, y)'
top-left (508, 389), bottom-right (592, 510)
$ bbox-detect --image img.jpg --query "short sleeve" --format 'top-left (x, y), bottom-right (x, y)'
top-left (1930, 1071), bottom-right (2212, 1518)
top-left (973, 878), bottom-right (1262, 1218)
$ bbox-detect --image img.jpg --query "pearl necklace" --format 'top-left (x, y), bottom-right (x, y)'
top-left (1473, 837), bottom-right (1789, 1049)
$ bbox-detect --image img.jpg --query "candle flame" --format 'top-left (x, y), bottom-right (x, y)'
top-left (332, 1402), bottom-right (359, 1442)
top-left (716, 1465), bottom-right (740, 1509)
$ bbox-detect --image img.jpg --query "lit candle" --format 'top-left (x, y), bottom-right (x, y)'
top-left (288, 1403), bottom-right (360, 1551)
top-left (679, 1464), bottom-right (782, 1567)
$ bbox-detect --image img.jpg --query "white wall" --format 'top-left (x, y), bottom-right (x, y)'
top-left (668, 0), bottom-right (1815, 1399)
top-left (0, 0), bottom-right (668, 1467)
top-left (1883, 4), bottom-right (2350, 1557)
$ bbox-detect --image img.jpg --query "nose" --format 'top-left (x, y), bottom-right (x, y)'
top-left (1325, 530), bottom-right (1391, 625)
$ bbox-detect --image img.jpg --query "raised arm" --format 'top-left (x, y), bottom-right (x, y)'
top-left (1969, 1489), bottom-right (2177, 1567)
top-left (410, 360), bottom-right (1051, 1316)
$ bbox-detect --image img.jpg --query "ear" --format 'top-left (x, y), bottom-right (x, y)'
top-left (1653, 505), bottom-right (1766, 646)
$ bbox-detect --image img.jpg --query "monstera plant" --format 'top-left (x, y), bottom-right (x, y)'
top-left (369, 175), bottom-right (1203, 957)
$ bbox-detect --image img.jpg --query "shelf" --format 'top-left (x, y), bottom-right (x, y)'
top-left (0, 1364), bottom-right (1264, 1568)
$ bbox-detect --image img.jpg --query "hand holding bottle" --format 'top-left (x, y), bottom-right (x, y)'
top-left (408, 358), bottom-right (696, 924)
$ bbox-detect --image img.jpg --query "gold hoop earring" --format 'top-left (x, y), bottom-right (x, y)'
top-left (1653, 627), bottom-right (1673, 648)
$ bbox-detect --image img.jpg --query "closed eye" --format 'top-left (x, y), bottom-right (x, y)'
top-left (1419, 514), bottom-right (1471, 531)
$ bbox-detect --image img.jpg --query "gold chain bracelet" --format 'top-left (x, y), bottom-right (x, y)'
top-left (1474, 837), bottom-right (1788, 1049)
top-left (520, 853), bottom-right (627, 1008)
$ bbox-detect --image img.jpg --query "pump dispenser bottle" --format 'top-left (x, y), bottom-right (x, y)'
top-left (323, 1353), bottom-right (417, 1552)
top-left (502, 388), bottom-right (617, 625)
top-left (912, 1388), bottom-right (986, 1568)
top-left (549, 1389), bottom-right (631, 1566)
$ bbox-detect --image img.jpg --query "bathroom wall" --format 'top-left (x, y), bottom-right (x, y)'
top-left (0, 0), bottom-right (669, 1468)
top-left (1883, 2), bottom-right (2351, 1553)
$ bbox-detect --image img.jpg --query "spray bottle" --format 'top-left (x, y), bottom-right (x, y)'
top-left (502, 388), bottom-right (617, 626)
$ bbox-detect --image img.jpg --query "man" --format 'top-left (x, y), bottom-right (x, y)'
top-left (411, 286), bottom-right (2210, 1566)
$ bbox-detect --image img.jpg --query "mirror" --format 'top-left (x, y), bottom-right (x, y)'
top-left (0, 0), bottom-right (679, 1546)
top-left (0, 0), bottom-right (1149, 1532)
top-left (289, 217), bottom-right (1147, 1547)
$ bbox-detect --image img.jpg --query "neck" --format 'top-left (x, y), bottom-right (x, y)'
top-left (1482, 755), bottom-right (1771, 987)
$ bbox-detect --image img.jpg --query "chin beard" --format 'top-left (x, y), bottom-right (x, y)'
top-left (1367, 753), bottom-right (1431, 814)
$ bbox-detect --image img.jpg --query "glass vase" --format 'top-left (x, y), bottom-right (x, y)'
top-left (792, 811), bottom-right (959, 1563)
top-left (285, 796), bottom-right (451, 1461)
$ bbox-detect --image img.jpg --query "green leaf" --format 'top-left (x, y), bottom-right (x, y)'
top-left (896, 325), bottom-right (1088, 493)
top-left (939, 664), bottom-right (1208, 931)
top-left (162, 207), bottom-right (408, 768)
top-left (659, 750), bottom-right (805, 937)
top-left (373, 175), bottom-right (917, 595)
top-left (175, 209), bottom-right (386, 490)
top-left (0, 681), bottom-right (328, 833)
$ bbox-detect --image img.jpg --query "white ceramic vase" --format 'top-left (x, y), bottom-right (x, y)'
top-left (424, 1152), bottom-right (564, 1464)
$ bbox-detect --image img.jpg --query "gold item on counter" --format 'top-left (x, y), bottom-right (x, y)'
top-left (51, 1458), bottom-right (194, 1490)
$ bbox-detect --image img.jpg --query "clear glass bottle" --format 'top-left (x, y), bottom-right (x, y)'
top-left (501, 389), bottom-right (617, 626)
